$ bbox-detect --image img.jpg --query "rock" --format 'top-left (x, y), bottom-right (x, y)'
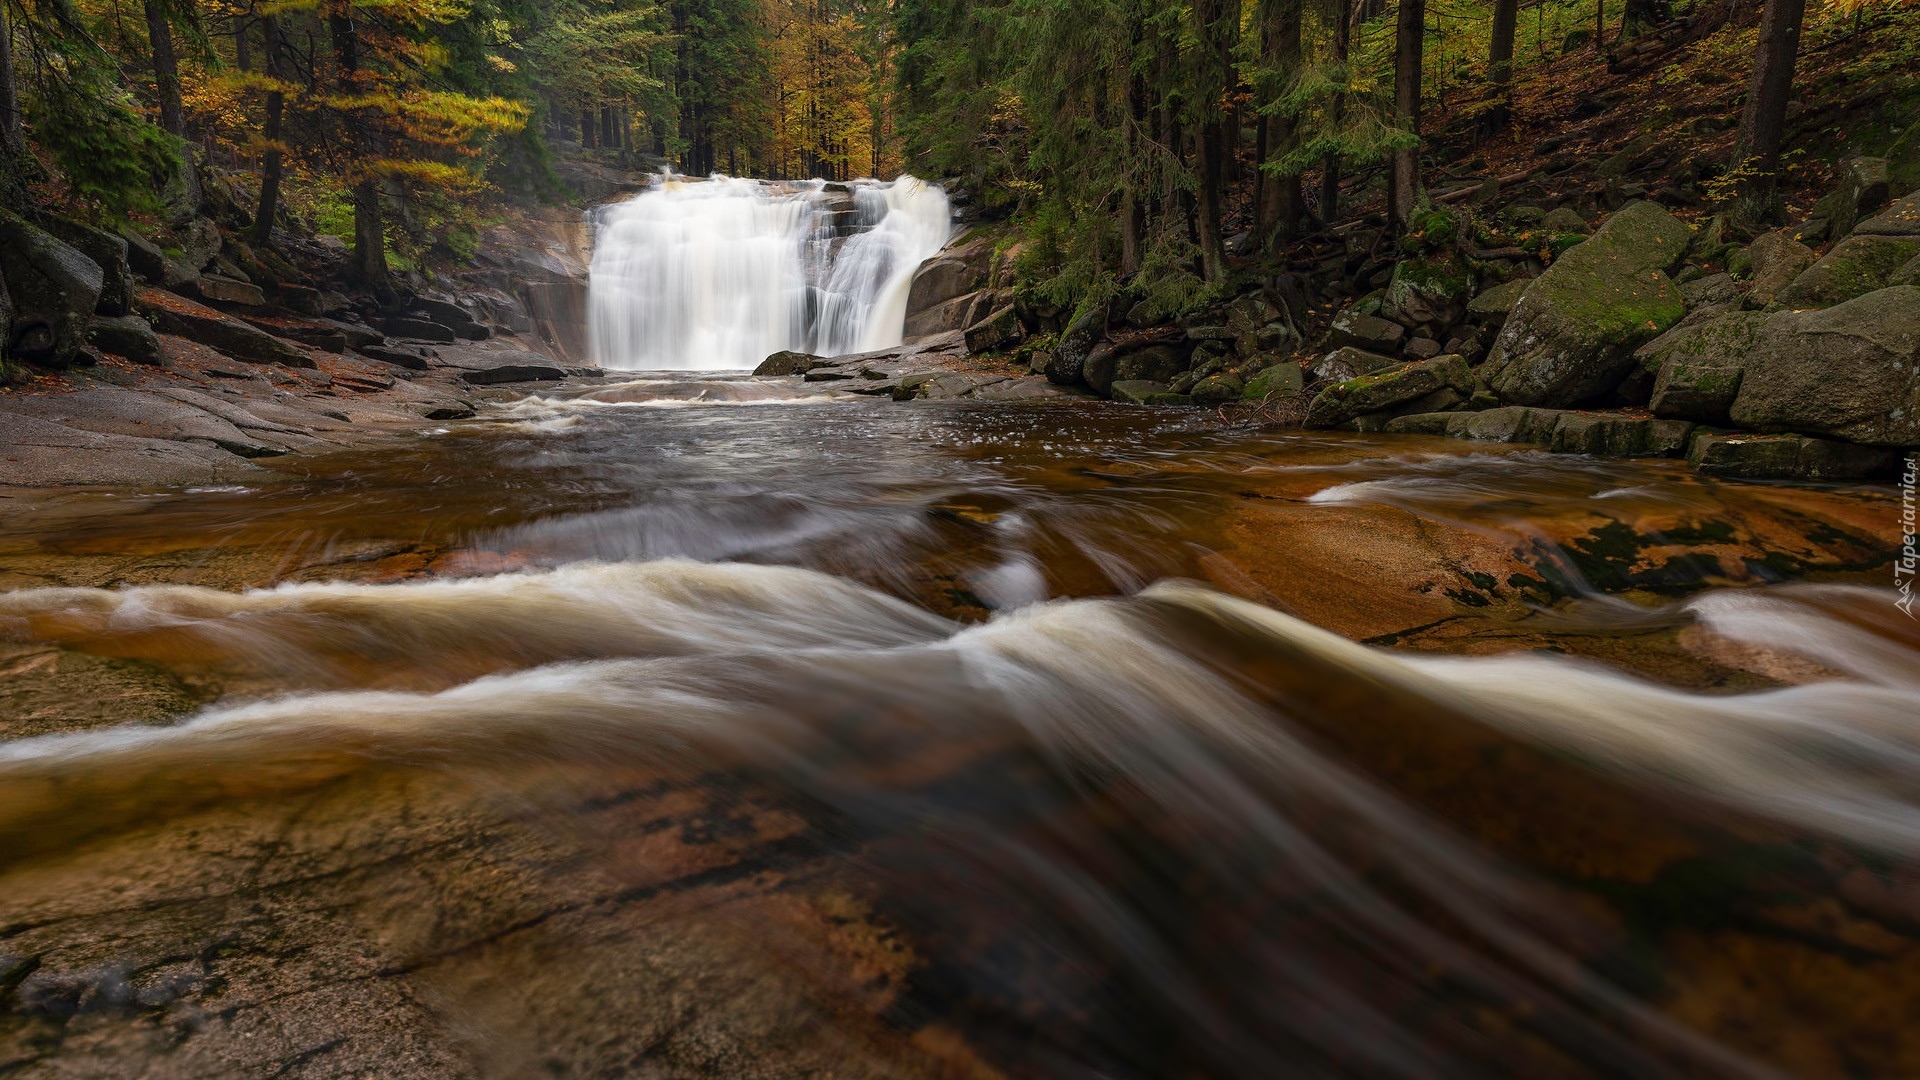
top-left (1327, 307), bottom-right (1406, 354)
top-left (458, 361), bottom-right (569, 385)
top-left (1305, 354), bottom-right (1474, 429)
top-left (140, 287), bottom-right (314, 369)
top-left (409, 297), bottom-right (471, 326)
top-left (1633, 307), bottom-right (1766, 373)
top-left (1744, 231), bottom-right (1817, 305)
top-left (1812, 157), bottom-right (1891, 239)
top-left (86, 314), bottom-right (162, 366)
top-left (1679, 272), bottom-right (1739, 308)
top-left (1047, 308), bottom-right (1103, 385)
top-left (1893, 253), bottom-right (1920, 289)
top-left (1772, 234), bottom-right (1920, 309)
top-left (1242, 364), bottom-right (1304, 400)
top-left (906, 256), bottom-right (986, 315)
top-left (1854, 190), bottom-right (1920, 237)
top-left (1403, 337), bottom-right (1441, 360)
top-left (276, 283), bottom-right (324, 315)
top-left (0, 216), bottom-right (105, 368)
top-left (1482, 201), bottom-right (1690, 407)
top-left (315, 318), bottom-right (385, 350)
top-left (1310, 346), bottom-right (1399, 385)
top-left (964, 305), bottom-right (1023, 355)
top-left (1541, 207), bottom-right (1590, 234)
top-left (1190, 373), bottom-right (1244, 406)
top-left (904, 290), bottom-right (987, 338)
top-left (42, 219), bottom-right (133, 317)
top-left (1465, 279), bottom-right (1531, 330)
top-left (198, 275), bottom-right (267, 306)
top-left (754, 350), bottom-right (826, 376)
top-left (1383, 255), bottom-right (1476, 336)
top-left (174, 218), bottom-right (223, 277)
top-left (237, 316), bottom-right (347, 353)
top-left (1688, 431), bottom-right (1903, 480)
top-left (1090, 340), bottom-right (1175, 390)
top-left (1649, 359), bottom-right (1744, 425)
top-left (1028, 349), bottom-right (1054, 375)
top-left (384, 317), bottom-right (457, 344)
top-left (1110, 379), bottom-right (1181, 405)
top-left (0, 388), bottom-right (289, 458)
top-left (358, 344), bottom-right (431, 370)
top-left (1727, 286), bottom-right (1920, 446)
top-left (1548, 413), bottom-right (1694, 456)
top-left (117, 226), bottom-right (169, 283)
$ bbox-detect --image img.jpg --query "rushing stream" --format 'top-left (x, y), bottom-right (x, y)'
top-left (2, 374), bottom-right (1917, 1078)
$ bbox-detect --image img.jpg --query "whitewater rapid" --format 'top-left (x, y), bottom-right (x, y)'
top-left (587, 175), bottom-right (953, 371)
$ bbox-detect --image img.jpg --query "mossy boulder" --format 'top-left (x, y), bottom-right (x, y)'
top-left (1773, 234), bottom-right (1920, 309)
top-left (1191, 373), bottom-right (1245, 406)
top-left (1465, 279), bottom-right (1531, 330)
top-left (1383, 254), bottom-right (1476, 336)
top-left (1634, 310), bottom-right (1766, 424)
top-left (1482, 201), bottom-right (1691, 407)
top-left (1688, 431), bottom-right (1903, 481)
top-left (1853, 190), bottom-right (1920, 238)
top-left (1243, 363), bottom-right (1305, 400)
top-left (1809, 157), bottom-right (1891, 240)
top-left (1305, 354), bottom-right (1474, 429)
top-left (1727, 286), bottom-right (1920, 446)
top-left (42, 218), bottom-right (133, 318)
top-left (1743, 230), bottom-right (1816, 305)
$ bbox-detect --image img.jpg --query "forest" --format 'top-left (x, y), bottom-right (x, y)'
top-left (0, 0), bottom-right (1913, 318)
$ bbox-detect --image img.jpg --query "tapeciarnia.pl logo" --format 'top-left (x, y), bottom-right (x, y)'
top-left (1900, 455), bottom-right (1917, 620)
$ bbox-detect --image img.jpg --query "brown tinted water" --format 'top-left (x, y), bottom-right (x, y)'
top-left (1, 375), bottom-right (1916, 1079)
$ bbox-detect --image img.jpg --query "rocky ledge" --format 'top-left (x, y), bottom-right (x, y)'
top-left (0, 207), bottom-right (600, 488)
top-left (905, 175), bottom-right (1920, 482)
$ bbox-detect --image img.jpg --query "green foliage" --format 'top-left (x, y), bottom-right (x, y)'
top-left (27, 73), bottom-right (179, 219)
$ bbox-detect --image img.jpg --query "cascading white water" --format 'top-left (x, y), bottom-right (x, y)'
top-left (588, 174), bottom-right (954, 371)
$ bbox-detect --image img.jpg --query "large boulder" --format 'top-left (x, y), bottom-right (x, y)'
top-left (1305, 354), bottom-right (1474, 429)
top-left (1853, 190), bottom-right (1920, 237)
top-left (1085, 341), bottom-right (1183, 396)
top-left (1772, 234), bottom-right (1920, 309)
top-left (1482, 201), bottom-right (1690, 407)
top-left (1464, 278), bottom-right (1530, 332)
top-left (0, 215), bottom-right (105, 368)
top-left (87, 314), bottom-right (163, 366)
top-left (1810, 157), bottom-right (1891, 239)
top-left (964, 305), bottom-right (1023, 355)
top-left (1688, 431), bottom-right (1903, 481)
top-left (42, 219), bottom-right (133, 317)
top-left (1326, 307), bottom-right (1406, 354)
top-left (754, 350), bottom-right (825, 376)
top-left (1382, 254), bottom-right (1476, 337)
top-left (1045, 308), bottom-right (1103, 385)
top-left (1727, 286), bottom-right (1920, 446)
top-left (1633, 310), bottom-right (1766, 424)
top-left (1745, 230), bottom-right (1817, 305)
top-left (1310, 346), bottom-right (1399, 385)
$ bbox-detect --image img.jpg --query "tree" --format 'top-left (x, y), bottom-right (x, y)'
top-left (1484, 0), bottom-right (1516, 131)
top-left (1389, 0), bottom-right (1424, 228)
top-left (250, 13), bottom-right (285, 245)
top-left (0, 1), bottom-right (30, 212)
top-left (1729, 0), bottom-right (1805, 223)
top-left (1253, 0), bottom-right (1303, 245)
top-left (1190, 0), bottom-right (1240, 281)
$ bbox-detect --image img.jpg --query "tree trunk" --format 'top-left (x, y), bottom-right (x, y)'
top-left (1261, 0), bottom-right (1303, 245)
top-left (233, 15), bottom-right (252, 72)
top-left (1321, 0), bottom-right (1351, 221)
top-left (251, 16), bottom-right (286, 246)
top-left (601, 106), bottom-right (615, 150)
top-left (1485, 0), bottom-right (1518, 131)
top-left (1390, 0), bottom-right (1426, 229)
top-left (331, 9), bottom-right (390, 298)
top-left (1195, 121), bottom-right (1231, 282)
top-left (1729, 0), bottom-right (1804, 223)
top-left (143, 0), bottom-right (186, 138)
top-left (0, 1), bottom-right (28, 213)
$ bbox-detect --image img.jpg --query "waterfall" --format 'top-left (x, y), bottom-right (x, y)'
top-left (588, 174), bottom-right (954, 371)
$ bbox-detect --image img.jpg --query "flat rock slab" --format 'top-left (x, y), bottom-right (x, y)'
top-left (0, 389), bottom-right (291, 458)
top-left (0, 411), bottom-right (258, 486)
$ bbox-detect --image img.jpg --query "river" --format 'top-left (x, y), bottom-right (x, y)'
top-left (2, 369), bottom-right (1917, 1078)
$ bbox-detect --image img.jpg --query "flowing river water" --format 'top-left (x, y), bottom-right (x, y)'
top-left (3, 182), bottom-right (1920, 1078)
